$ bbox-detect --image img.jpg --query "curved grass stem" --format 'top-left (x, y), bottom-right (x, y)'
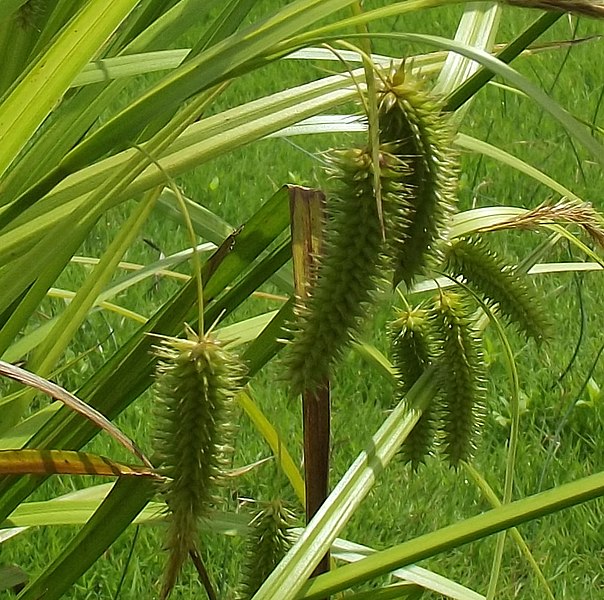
top-left (440, 274), bottom-right (520, 598)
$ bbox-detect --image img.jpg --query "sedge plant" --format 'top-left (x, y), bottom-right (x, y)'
top-left (0, 2), bottom-right (602, 600)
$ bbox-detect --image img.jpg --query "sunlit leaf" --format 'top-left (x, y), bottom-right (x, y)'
top-left (0, 360), bottom-right (150, 467)
top-left (0, 450), bottom-right (158, 478)
top-left (296, 472), bottom-right (604, 599)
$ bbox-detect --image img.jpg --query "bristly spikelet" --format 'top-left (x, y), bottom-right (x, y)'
top-left (285, 146), bottom-right (400, 395)
top-left (432, 290), bottom-right (486, 467)
top-left (153, 334), bottom-right (245, 599)
top-left (391, 305), bottom-right (439, 469)
top-left (238, 500), bottom-right (296, 599)
top-left (377, 66), bottom-right (458, 286)
top-left (446, 236), bottom-right (551, 342)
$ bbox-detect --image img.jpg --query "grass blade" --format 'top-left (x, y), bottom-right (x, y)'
top-left (16, 477), bottom-right (156, 600)
top-left (7, 0), bottom-right (359, 216)
top-left (237, 388), bottom-right (305, 505)
top-left (444, 11), bottom-right (562, 111)
top-left (434, 1), bottom-right (501, 98)
top-left (464, 463), bottom-right (555, 599)
top-left (0, 360), bottom-right (151, 467)
top-left (27, 187), bottom-right (161, 383)
top-left (242, 298), bottom-right (295, 378)
top-left (455, 133), bottom-right (582, 201)
top-left (0, 0), bottom-right (140, 179)
top-left (331, 538), bottom-right (485, 599)
top-left (297, 472), bottom-right (604, 599)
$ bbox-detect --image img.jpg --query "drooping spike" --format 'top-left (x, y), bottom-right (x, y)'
top-left (432, 290), bottom-right (486, 467)
top-left (377, 67), bottom-right (458, 286)
top-left (446, 236), bottom-right (551, 342)
top-left (285, 146), bottom-right (410, 395)
top-left (390, 305), bottom-right (440, 469)
top-left (237, 500), bottom-right (296, 599)
top-left (153, 334), bottom-right (244, 599)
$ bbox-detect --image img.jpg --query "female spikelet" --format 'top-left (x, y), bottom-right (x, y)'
top-left (391, 305), bottom-right (439, 469)
top-left (153, 331), bottom-right (244, 599)
top-left (377, 67), bottom-right (458, 286)
top-left (285, 146), bottom-right (409, 394)
top-left (446, 236), bottom-right (551, 342)
top-left (238, 501), bottom-right (296, 599)
top-left (432, 290), bottom-right (486, 466)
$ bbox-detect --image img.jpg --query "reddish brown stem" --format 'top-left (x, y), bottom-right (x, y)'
top-left (288, 185), bottom-right (331, 584)
top-left (303, 381), bottom-right (331, 577)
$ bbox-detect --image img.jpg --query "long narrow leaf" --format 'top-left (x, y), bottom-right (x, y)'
top-left (0, 450), bottom-right (157, 478)
top-left (296, 472), bottom-right (604, 599)
top-left (0, 0), bottom-right (140, 178)
top-left (16, 477), bottom-right (156, 600)
top-left (331, 538), bottom-right (485, 600)
top-left (0, 1), bottom-right (27, 22)
top-left (0, 71), bottom-right (359, 262)
top-left (455, 134), bottom-right (582, 201)
top-left (0, 360), bottom-right (150, 467)
top-left (434, 1), bottom-right (501, 97)
top-left (340, 583), bottom-right (422, 599)
top-left (0, 0), bottom-right (222, 205)
top-left (27, 187), bottom-right (161, 381)
top-left (237, 388), bottom-right (305, 505)
top-left (464, 463), bottom-right (555, 599)
top-left (251, 370), bottom-right (439, 600)
top-left (444, 10), bottom-right (562, 111)
top-left (3, 486), bottom-right (248, 534)
top-left (7, 0), bottom-right (360, 216)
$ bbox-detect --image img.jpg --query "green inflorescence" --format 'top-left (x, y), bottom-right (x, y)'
top-left (446, 236), bottom-right (551, 342)
top-left (238, 500), bottom-right (296, 599)
top-left (377, 66), bottom-right (458, 287)
top-left (432, 290), bottom-right (486, 466)
top-left (391, 305), bottom-right (439, 469)
top-left (16, 0), bottom-right (45, 29)
top-left (285, 146), bottom-right (409, 395)
top-left (286, 69), bottom-right (461, 400)
top-left (153, 333), bottom-right (244, 599)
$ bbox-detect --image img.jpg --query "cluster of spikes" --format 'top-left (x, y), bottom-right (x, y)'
top-left (144, 57), bottom-right (566, 599)
top-left (285, 66), bottom-right (457, 395)
top-left (392, 290), bottom-right (487, 468)
top-left (392, 236), bottom-right (550, 469)
top-left (152, 326), bottom-right (245, 599)
top-left (284, 63), bottom-right (552, 465)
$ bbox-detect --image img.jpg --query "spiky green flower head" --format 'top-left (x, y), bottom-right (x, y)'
top-left (432, 290), bottom-right (486, 467)
top-left (377, 65), bottom-right (458, 287)
top-left (153, 332), bottom-right (245, 599)
top-left (446, 236), bottom-right (551, 342)
top-left (390, 304), bottom-right (440, 469)
top-left (285, 145), bottom-right (408, 395)
top-left (238, 500), bottom-right (296, 599)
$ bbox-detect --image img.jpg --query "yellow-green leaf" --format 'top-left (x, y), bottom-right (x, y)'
top-left (0, 0), bottom-right (141, 178)
top-left (0, 450), bottom-right (158, 478)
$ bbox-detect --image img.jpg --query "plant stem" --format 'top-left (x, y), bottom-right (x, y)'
top-left (289, 185), bottom-right (330, 580)
top-left (189, 547), bottom-right (218, 600)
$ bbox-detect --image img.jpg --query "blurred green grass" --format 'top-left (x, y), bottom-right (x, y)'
top-left (3, 4), bottom-right (604, 599)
